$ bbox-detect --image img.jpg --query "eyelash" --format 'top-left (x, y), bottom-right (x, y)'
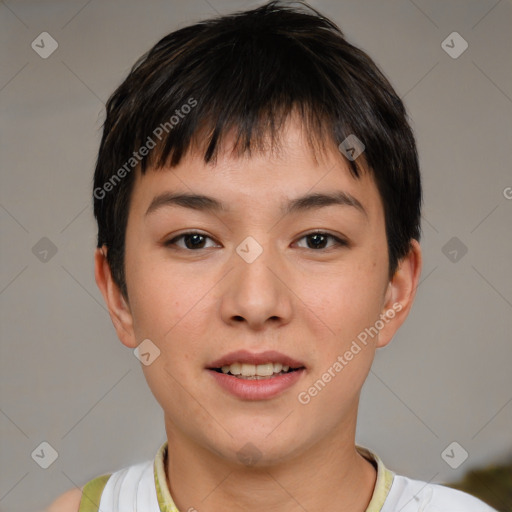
top-left (164, 230), bottom-right (348, 251)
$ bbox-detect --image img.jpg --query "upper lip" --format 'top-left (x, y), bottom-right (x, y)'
top-left (207, 350), bottom-right (305, 369)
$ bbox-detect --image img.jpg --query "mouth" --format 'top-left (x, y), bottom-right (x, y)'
top-left (206, 361), bottom-right (306, 401)
top-left (210, 362), bottom-right (304, 380)
top-left (207, 349), bottom-right (306, 379)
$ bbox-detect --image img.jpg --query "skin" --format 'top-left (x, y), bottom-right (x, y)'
top-left (48, 116), bottom-right (422, 512)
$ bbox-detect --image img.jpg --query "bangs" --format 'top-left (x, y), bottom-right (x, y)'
top-left (145, 104), bottom-right (360, 177)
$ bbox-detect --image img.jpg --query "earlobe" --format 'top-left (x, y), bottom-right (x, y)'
top-left (376, 240), bottom-right (422, 348)
top-left (94, 246), bottom-right (138, 349)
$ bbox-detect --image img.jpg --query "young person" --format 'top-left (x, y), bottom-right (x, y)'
top-left (48, 1), bottom-right (496, 510)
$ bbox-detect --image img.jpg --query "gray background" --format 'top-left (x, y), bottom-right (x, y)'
top-left (1, 0), bottom-right (511, 511)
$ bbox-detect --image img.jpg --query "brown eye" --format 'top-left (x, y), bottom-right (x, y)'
top-left (296, 232), bottom-right (348, 250)
top-left (165, 232), bottom-right (219, 250)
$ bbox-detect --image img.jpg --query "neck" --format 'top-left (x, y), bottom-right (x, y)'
top-left (163, 419), bottom-right (377, 512)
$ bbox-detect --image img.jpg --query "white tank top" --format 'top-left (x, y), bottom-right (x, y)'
top-left (78, 442), bottom-right (497, 512)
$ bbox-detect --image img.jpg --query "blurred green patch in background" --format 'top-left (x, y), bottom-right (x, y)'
top-left (447, 459), bottom-right (512, 511)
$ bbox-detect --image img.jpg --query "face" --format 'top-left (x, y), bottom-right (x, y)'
top-left (96, 117), bottom-right (420, 467)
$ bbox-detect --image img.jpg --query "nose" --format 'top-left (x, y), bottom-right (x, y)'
top-left (219, 240), bottom-right (293, 331)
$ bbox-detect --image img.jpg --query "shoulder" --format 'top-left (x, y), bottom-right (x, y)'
top-left (384, 474), bottom-right (497, 511)
top-left (45, 487), bottom-right (83, 512)
top-left (45, 444), bottom-right (165, 512)
top-left (45, 474), bottom-right (111, 512)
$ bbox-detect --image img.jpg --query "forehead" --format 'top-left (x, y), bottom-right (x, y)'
top-left (129, 117), bottom-right (383, 221)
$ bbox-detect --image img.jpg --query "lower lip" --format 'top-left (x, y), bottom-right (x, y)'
top-left (207, 369), bottom-right (305, 400)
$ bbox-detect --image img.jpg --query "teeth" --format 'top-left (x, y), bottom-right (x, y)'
top-left (219, 362), bottom-right (294, 377)
top-left (256, 363), bottom-right (274, 376)
top-left (229, 363), bottom-right (242, 375)
top-left (241, 363), bottom-right (255, 376)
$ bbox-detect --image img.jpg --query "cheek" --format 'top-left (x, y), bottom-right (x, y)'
top-left (295, 276), bottom-right (382, 420)
top-left (125, 253), bottom-right (207, 346)
top-left (131, 265), bottom-right (214, 418)
top-left (298, 259), bottom-right (386, 343)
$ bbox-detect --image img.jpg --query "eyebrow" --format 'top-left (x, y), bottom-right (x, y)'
top-left (145, 190), bottom-right (367, 218)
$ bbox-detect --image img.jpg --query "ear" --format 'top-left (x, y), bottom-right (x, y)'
top-left (94, 246), bottom-right (138, 349)
top-left (376, 239), bottom-right (422, 348)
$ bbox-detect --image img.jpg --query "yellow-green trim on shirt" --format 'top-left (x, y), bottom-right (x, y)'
top-left (154, 442), bottom-right (180, 512)
top-left (78, 474), bottom-right (111, 512)
top-left (153, 441), bottom-right (395, 512)
top-left (356, 445), bottom-right (395, 512)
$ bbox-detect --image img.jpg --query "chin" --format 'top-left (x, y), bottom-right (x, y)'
top-left (207, 429), bottom-right (307, 469)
